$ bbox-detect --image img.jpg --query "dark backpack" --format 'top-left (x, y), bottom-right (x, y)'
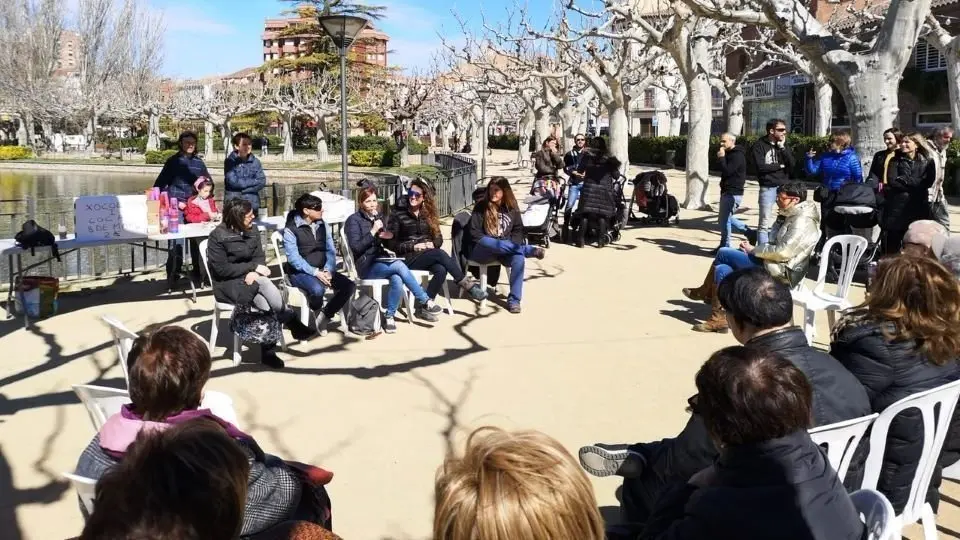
top-left (348, 294), bottom-right (380, 336)
top-left (15, 220), bottom-right (61, 261)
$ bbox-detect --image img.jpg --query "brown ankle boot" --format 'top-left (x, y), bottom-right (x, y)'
top-left (682, 267), bottom-right (716, 304)
top-left (693, 297), bottom-right (729, 333)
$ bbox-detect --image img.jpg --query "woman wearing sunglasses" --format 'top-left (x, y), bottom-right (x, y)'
top-left (386, 179), bottom-right (488, 303)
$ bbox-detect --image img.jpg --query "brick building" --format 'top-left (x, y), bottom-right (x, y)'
top-left (54, 31), bottom-right (81, 76)
top-left (261, 17), bottom-right (389, 68)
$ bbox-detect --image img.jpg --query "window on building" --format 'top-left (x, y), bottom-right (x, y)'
top-left (294, 38), bottom-right (300, 47)
top-left (917, 111), bottom-right (952, 126)
top-left (643, 88), bottom-right (655, 108)
top-left (915, 39), bottom-right (947, 71)
top-left (711, 87), bottom-right (725, 109)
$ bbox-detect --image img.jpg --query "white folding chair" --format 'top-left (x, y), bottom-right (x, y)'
top-left (851, 489), bottom-right (897, 540)
top-left (339, 226), bottom-right (413, 326)
top-left (860, 379), bottom-right (960, 540)
top-left (408, 270), bottom-right (454, 316)
top-left (199, 239), bottom-right (285, 367)
top-left (72, 384), bottom-right (130, 431)
top-left (791, 234), bottom-right (868, 344)
top-left (100, 315), bottom-right (138, 387)
top-left (809, 413), bottom-right (878, 479)
top-left (63, 472), bottom-right (97, 514)
top-left (270, 231), bottom-right (310, 326)
top-left (465, 260), bottom-right (510, 309)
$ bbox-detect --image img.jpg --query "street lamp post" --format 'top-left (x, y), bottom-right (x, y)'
top-left (317, 14), bottom-right (368, 197)
top-left (476, 89), bottom-right (492, 180)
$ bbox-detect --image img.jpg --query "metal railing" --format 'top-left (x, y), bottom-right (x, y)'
top-left (431, 151), bottom-right (479, 216)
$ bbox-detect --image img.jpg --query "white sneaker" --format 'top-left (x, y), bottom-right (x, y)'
top-left (315, 311), bottom-right (329, 336)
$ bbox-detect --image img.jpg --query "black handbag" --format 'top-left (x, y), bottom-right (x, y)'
top-left (14, 220), bottom-right (61, 261)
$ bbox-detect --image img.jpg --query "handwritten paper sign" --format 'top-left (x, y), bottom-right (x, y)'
top-left (75, 195), bottom-right (150, 242)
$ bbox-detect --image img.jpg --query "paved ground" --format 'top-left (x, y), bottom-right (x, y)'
top-left (1, 149), bottom-right (959, 539)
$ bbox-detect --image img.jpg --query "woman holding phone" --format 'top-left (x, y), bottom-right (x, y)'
top-left (344, 186), bottom-right (442, 333)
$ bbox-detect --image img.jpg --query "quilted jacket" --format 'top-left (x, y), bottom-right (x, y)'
top-left (805, 147), bottom-right (863, 191)
top-left (752, 199), bottom-right (821, 281)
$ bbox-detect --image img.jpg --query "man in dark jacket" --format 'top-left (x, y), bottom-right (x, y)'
top-left (716, 132), bottom-right (753, 250)
top-left (580, 267), bottom-right (871, 537)
top-left (561, 134), bottom-right (587, 243)
top-left (640, 345), bottom-right (865, 540)
top-left (750, 119), bottom-right (795, 246)
top-left (224, 132), bottom-right (267, 213)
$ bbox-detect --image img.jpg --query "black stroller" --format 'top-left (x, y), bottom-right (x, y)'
top-left (573, 174), bottom-right (626, 247)
top-left (819, 182), bottom-right (881, 284)
top-left (629, 170), bottom-right (680, 225)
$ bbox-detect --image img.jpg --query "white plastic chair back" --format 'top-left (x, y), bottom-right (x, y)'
top-left (72, 384), bottom-right (130, 431)
top-left (861, 379), bottom-right (960, 535)
top-left (199, 239), bottom-right (214, 285)
top-left (851, 489), bottom-right (896, 540)
top-left (809, 413), bottom-right (878, 480)
top-left (812, 234), bottom-right (868, 298)
top-left (63, 472), bottom-right (97, 514)
top-left (270, 231), bottom-right (289, 281)
top-left (100, 315), bottom-right (138, 387)
top-left (339, 226), bottom-right (361, 279)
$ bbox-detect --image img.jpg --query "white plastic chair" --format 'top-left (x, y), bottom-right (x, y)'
top-left (860, 379), bottom-right (960, 540)
top-left (270, 231), bottom-right (311, 326)
top-left (63, 472), bottom-right (97, 514)
top-left (791, 234), bottom-right (868, 344)
top-left (199, 239), bottom-right (285, 367)
top-left (339, 226), bottom-right (413, 326)
top-left (809, 413), bottom-right (878, 479)
top-left (465, 260), bottom-right (510, 309)
top-left (73, 384), bottom-right (130, 431)
top-left (408, 270), bottom-right (454, 316)
top-left (100, 315), bottom-right (138, 387)
top-left (851, 489), bottom-right (897, 540)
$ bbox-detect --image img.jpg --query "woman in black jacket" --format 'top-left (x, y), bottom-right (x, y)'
top-left (386, 178), bottom-right (487, 303)
top-left (467, 177), bottom-right (545, 314)
top-left (343, 185), bottom-right (442, 334)
top-left (878, 132), bottom-right (935, 254)
top-left (831, 254), bottom-right (960, 513)
top-left (575, 137), bottom-right (620, 248)
top-left (867, 128), bottom-right (902, 190)
top-left (206, 198), bottom-right (313, 368)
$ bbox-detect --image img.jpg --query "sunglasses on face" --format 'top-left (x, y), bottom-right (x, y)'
top-left (575, 139), bottom-right (585, 142)
top-left (774, 128), bottom-right (787, 133)
top-left (408, 190), bottom-right (423, 199)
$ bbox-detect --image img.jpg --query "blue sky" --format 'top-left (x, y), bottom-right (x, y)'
top-left (146, 0), bottom-right (520, 79)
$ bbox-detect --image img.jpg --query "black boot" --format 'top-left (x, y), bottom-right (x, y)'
top-left (261, 343), bottom-right (284, 369)
top-left (280, 309), bottom-right (314, 341)
top-left (561, 211), bottom-right (572, 243)
top-left (597, 219), bottom-right (608, 248)
top-left (577, 217), bottom-right (587, 248)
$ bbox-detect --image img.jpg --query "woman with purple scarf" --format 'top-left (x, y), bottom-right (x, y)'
top-left (74, 326), bottom-right (333, 537)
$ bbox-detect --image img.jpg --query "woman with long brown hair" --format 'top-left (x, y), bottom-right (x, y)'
top-left (386, 178), bottom-right (487, 302)
top-left (344, 185), bottom-right (442, 333)
top-left (467, 177), bottom-right (545, 313)
top-left (831, 254), bottom-right (960, 513)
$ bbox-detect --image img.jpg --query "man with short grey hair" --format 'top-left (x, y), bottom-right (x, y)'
top-left (924, 126), bottom-right (953, 229)
top-left (932, 234), bottom-right (960, 279)
top-left (716, 132), bottom-right (752, 250)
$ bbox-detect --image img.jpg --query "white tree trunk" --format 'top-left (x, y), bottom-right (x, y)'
top-left (16, 117), bottom-right (27, 146)
top-left (316, 116), bottom-right (330, 162)
top-left (471, 120), bottom-right (481, 157)
top-left (220, 120), bottom-right (232, 158)
top-left (25, 112), bottom-right (36, 147)
top-left (839, 71), bottom-right (898, 168)
top-left (669, 112), bottom-right (683, 136)
top-left (147, 111), bottom-right (161, 151)
top-left (281, 113), bottom-right (294, 161)
top-left (428, 121), bottom-right (438, 149)
top-left (683, 75), bottom-right (713, 210)
top-left (725, 92), bottom-right (744, 135)
top-left (813, 77), bottom-right (832, 137)
top-left (204, 121), bottom-right (214, 158)
top-left (607, 105), bottom-right (630, 176)
top-left (517, 108), bottom-right (535, 164)
top-left (86, 109), bottom-right (97, 155)
top-left (944, 41), bottom-right (960, 135)
top-left (533, 109), bottom-right (550, 148)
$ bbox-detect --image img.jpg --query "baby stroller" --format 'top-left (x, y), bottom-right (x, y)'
top-left (819, 182), bottom-right (881, 284)
top-left (572, 174), bottom-right (626, 247)
top-left (629, 170), bottom-right (680, 225)
top-left (522, 183), bottom-right (565, 247)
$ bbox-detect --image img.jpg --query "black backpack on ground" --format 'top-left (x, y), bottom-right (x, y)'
top-left (15, 220), bottom-right (61, 261)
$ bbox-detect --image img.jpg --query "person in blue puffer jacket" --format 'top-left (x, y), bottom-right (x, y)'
top-left (224, 132), bottom-right (267, 213)
top-left (805, 131), bottom-right (863, 192)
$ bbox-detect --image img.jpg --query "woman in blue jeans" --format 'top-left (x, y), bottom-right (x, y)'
top-left (467, 177), bottom-right (545, 313)
top-left (344, 186), bottom-right (442, 333)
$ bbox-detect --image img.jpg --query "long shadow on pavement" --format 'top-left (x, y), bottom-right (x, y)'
top-left (660, 299), bottom-right (712, 327)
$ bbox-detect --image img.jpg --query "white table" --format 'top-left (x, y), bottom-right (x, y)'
top-left (2, 217), bottom-right (288, 326)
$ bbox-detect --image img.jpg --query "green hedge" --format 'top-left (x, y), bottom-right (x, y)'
top-left (0, 146), bottom-right (33, 160)
top-left (629, 135), bottom-right (832, 180)
top-left (488, 134), bottom-right (536, 151)
top-left (145, 149), bottom-right (178, 164)
top-left (349, 149), bottom-right (400, 167)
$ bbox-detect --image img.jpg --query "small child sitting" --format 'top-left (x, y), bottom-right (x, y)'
top-left (184, 177), bottom-right (220, 223)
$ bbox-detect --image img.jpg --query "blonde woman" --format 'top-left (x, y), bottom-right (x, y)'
top-left (434, 426), bottom-right (605, 540)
